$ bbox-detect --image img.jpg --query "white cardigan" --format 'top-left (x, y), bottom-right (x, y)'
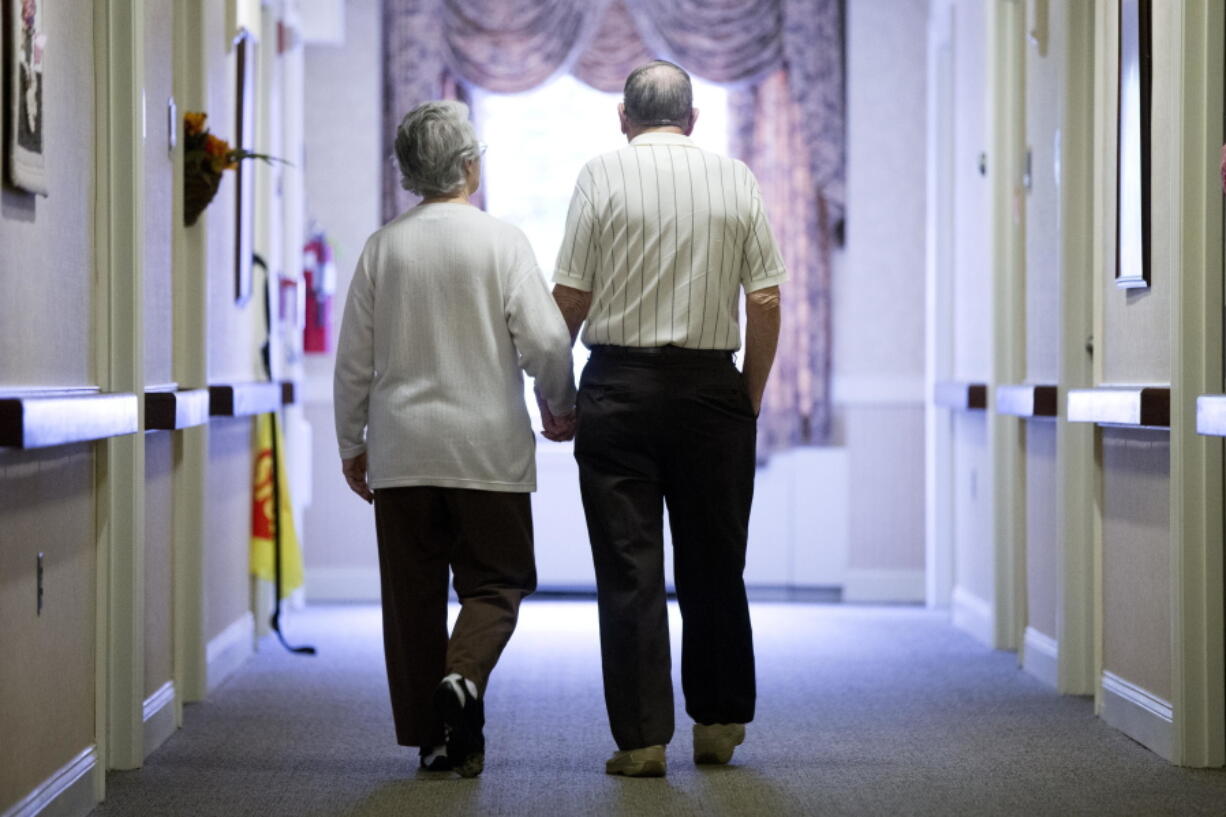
top-left (333, 203), bottom-right (576, 493)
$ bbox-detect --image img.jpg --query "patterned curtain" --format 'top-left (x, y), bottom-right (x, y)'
top-left (381, 0), bottom-right (844, 449)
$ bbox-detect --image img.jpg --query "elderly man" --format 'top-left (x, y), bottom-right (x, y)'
top-left (335, 100), bottom-right (575, 778)
top-left (545, 60), bottom-right (785, 777)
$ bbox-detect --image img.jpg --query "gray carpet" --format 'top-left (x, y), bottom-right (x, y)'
top-left (91, 602), bottom-right (1226, 817)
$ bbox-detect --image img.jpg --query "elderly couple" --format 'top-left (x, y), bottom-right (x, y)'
top-left (333, 61), bottom-right (785, 779)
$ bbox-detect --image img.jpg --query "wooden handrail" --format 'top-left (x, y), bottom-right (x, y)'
top-left (996, 384), bottom-right (1058, 418)
top-left (934, 381), bottom-right (988, 411)
top-left (209, 382), bottom-right (282, 417)
top-left (1066, 386), bottom-right (1170, 429)
top-left (146, 388), bottom-right (211, 431)
top-left (0, 391), bottom-right (139, 448)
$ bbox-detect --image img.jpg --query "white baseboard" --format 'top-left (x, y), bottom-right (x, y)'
top-left (142, 681), bottom-right (177, 759)
top-left (205, 612), bottom-right (255, 694)
top-left (0, 746), bottom-right (98, 817)
top-left (305, 567), bottom-right (382, 602)
top-left (951, 586), bottom-right (995, 647)
top-left (1100, 671), bottom-right (1174, 761)
top-left (842, 569), bottom-right (926, 603)
top-left (1022, 627), bottom-right (1059, 689)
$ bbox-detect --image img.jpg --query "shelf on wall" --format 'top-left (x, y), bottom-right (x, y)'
top-left (1066, 386), bottom-right (1170, 429)
top-left (933, 381), bottom-right (988, 411)
top-left (209, 382), bottom-right (283, 418)
top-left (0, 391), bottom-right (140, 449)
top-left (996, 384), bottom-right (1058, 418)
top-left (145, 388), bottom-right (211, 431)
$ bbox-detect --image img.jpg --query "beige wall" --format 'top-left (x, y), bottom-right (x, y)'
top-left (144, 433), bottom-right (175, 697)
top-left (833, 0), bottom-right (927, 582)
top-left (1024, 421), bottom-right (1058, 638)
top-left (144, 0), bottom-right (175, 388)
top-left (0, 445), bottom-right (96, 808)
top-left (0, 4), bottom-right (100, 811)
top-left (0, 2), bottom-right (96, 389)
top-left (1024, 0), bottom-right (1065, 385)
top-left (1101, 429), bottom-right (1172, 699)
top-left (951, 0), bottom-right (991, 382)
top-left (204, 0), bottom-right (261, 383)
top-left (301, 0), bottom-right (384, 590)
top-left (953, 412), bottom-right (994, 603)
top-left (204, 417), bottom-right (255, 641)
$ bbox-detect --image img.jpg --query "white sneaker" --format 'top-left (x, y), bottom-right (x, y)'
top-left (605, 745), bottom-right (667, 777)
top-left (692, 723), bottom-right (745, 765)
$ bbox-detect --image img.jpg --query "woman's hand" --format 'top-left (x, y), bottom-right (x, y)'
top-left (342, 453), bottom-right (374, 504)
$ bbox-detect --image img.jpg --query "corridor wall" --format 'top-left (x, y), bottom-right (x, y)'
top-left (0, 2), bottom-right (103, 811)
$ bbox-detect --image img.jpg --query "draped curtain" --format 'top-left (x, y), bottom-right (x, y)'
top-left (382, 0), bottom-right (844, 449)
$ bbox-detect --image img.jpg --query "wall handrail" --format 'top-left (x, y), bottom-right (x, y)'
top-left (208, 382), bottom-right (282, 418)
top-left (0, 391), bottom-right (140, 448)
top-left (933, 380), bottom-right (988, 411)
top-left (996, 384), bottom-right (1059, 418)
top-left (1066, 386), bottom-right (1170, 429)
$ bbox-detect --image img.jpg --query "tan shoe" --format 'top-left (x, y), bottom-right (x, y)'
top-left (605, 745), bottom-right (667, 777)
top-left (693, 723), bottom-right (745, 765)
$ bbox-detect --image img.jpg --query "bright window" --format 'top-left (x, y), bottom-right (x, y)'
top-left (475, 74), bottom-right (729, 423)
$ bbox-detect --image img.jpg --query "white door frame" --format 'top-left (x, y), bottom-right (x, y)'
top-left (1167, 0), bottom-right (1225, 768)
top-left (988, 0), bottom-right (1027, 651)
top-left (1053, 0), bottom-right (1096, 696)
top-left (925, 0), bottom-right (957, 610)
top-left (95, 0), bottom-right (149, 778)
top-left (172, 0), bottom-right (210, 707)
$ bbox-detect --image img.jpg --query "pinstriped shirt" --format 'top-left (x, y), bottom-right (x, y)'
top-left (553, 131), bottom-right (787, 351)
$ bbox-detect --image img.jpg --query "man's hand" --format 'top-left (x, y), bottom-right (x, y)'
top-left (342, 453), bottom-right (373, 504)
top-left (537, 390), bottom-right (577, 442)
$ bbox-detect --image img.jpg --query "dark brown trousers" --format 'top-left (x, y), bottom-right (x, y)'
top-left (575, 347), bottom-right (758, 751)
top-left (373, 486), bottom-right (536, 747)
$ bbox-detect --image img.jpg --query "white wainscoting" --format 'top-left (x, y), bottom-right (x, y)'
top-left (843, 569), bottom-right (926, 603)
top-left (305, 567), bottom-right (382, 602)
top-left (952, 585), bottom-right (995, 647)
top-left (205, 612), bottom-right (255, 694)
top-left (0, 746), bottom-right (98, 817)
top-left (142, 681), bottom-right (177, 759)
top-left (1100, 671), bottom-right (1174, 761)
top-left (1022, 626), bottom-right (1059, 689)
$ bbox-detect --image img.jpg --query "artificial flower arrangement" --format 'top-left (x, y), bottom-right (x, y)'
top-left (182, 111), bottom-right (283, 226)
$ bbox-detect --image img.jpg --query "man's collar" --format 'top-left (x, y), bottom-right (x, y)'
top-left (629, 131), bottom-right (696, 147)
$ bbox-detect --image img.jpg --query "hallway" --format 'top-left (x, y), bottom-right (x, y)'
top-left (91, 603), bottom-right (1226, 817)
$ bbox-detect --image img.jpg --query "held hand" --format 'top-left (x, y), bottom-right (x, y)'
top-left (543, 410), bottom-right (577, 442)
top-left (342, 453), bottom-right (374, 504)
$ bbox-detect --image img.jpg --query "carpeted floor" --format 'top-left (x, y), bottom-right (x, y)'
top-left (91, 602), bottom-right (1226, 817)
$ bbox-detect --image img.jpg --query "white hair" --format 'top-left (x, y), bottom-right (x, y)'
top-left (393, 100), bottom-right (480, 198)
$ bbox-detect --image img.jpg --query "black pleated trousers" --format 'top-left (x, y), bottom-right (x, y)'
top-left (574, 346), bottom-right (757, 751)
top-left (372, 486), bottom-right (536, 747)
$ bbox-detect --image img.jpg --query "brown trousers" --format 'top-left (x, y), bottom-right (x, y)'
top-left (373, 486), bottom-right (536, 747)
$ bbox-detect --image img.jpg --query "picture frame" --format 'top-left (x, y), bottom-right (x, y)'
top-left (233, 27), bottom-right (256, 305)
top-left (7, 0), bottom-right (48, 195)
top-left (1115, 0), bottom-right (1151, 289)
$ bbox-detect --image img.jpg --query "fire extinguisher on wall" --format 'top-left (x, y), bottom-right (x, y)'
top-left (303, 225), bottom-right (336, 354)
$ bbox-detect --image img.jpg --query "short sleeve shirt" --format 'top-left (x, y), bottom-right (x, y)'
top-left (553, 132), bottom-right (787, 350)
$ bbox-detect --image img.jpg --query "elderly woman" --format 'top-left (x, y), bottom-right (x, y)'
top-left (333, 100), bottom-right (576, 778)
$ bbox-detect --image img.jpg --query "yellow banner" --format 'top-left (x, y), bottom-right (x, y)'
top-left (250, 413), bottom-right (304, 597)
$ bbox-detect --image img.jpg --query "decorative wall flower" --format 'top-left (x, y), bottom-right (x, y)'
top-left (182, 111), bottom-right (285, 226)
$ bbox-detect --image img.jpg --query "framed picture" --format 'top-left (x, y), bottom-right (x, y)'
top-left (233, 28), bottom-right (256, 305)
top-left (7, 0), bottom-right (48, 195)
top-left (1115, 0), bottom-right (1151, 289)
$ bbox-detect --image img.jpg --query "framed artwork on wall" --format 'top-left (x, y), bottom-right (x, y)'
top-left (1116, 0), bottom-right (1151, 289)
top-left (233, 27), bottom-right (256, 305)
top-left (7, 0), bottom-right (48, 195)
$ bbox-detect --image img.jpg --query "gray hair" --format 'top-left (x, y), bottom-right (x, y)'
top-left (393, 100), bottom-right (480, 198)
top-left (623, 61), bottom-right (693, 128)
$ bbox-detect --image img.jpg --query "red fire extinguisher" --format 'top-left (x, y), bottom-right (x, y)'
top-left (303, 227), bottom-right (336, 354)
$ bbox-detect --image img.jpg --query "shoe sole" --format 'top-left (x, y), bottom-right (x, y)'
top-left (606, 760), bottom-right (666, 777)
top-left (433, 683), bottom-right (484, 778)
top-left (694, 730), bottom-right (745, 765)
